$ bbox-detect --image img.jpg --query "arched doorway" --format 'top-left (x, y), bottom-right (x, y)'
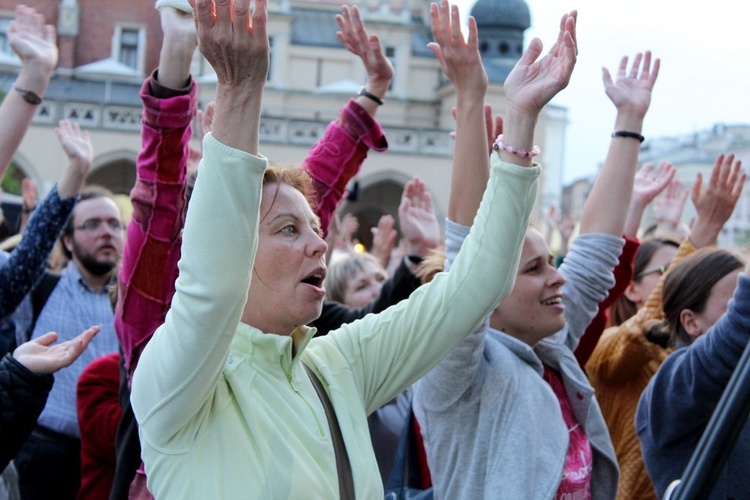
top-left (86, 158), bottom-right (136, 195)
top-left (339, 175), bottom-right (409, 251)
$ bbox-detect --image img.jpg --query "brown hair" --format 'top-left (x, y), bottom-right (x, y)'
top-left (609, 238), bottom-right (679, 327)
top-left (645, 247), bottom-right (743, 348)
top-left (261, 165), bottom-right (317, 212)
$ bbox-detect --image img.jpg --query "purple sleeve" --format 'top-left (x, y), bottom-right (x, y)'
top-left (115, 76), bottom-right (197, 381)
top-left (302, 99), bottom-right (387, 236)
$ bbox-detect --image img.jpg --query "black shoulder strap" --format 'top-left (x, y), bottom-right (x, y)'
top-left (302, 363), bottom-right (355, 500)
top-left (25, 271), bottom-right (61, 343)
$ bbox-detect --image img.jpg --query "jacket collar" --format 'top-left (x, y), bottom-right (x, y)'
top-left (231, 323), bottom-right (317, 375)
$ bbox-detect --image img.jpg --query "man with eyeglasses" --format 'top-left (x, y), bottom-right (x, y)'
top-left (12, 186), bottom-right (124, 499)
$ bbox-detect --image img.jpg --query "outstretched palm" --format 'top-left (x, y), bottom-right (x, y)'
top-left (336, 5), bottom-right (393, 87)
top-left (602, 51), bottom-right (660, 118)
top-left (504, 11), bottom-right (577, 115)
top-left (9, 5), bottom-right (57, 72)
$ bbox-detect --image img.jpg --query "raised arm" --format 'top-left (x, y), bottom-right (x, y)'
top-left (414, 3), bottom-right (577, 407)
top-left (587, 154), bottom-right (745, 382)
top-left (303, 5), bottom-right (392, 235)
top-left (0, 120), bottom-right (91, 323)
top-left (429, 1), bottom-right (488, 225)
top-left (580, 52), bottom-right (660, 235)
top-left (195, 0), bottom-right (267, 153)
top-left (0, 5), bottom-right (57, 180)
top-left (115, 4), bottom-right (198, 381)
top-left (132, 0), bottom-right (270, 444)
top-left (337, 5), bottom-right (393, 116)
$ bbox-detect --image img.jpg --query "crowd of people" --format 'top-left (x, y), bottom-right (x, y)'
top-left (0, 0), bottom-right (748, 499)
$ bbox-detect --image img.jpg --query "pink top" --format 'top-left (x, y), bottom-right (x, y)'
top-left (544, 365), bottom-right (593, 500)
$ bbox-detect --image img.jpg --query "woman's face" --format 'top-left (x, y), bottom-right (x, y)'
top-left (683, 268), bottom-right (741, 339)
top-left (342, 260), bottom-right (387, 309)
top-left (490, 229), bottom-right (567, 346)
top-left (242, 183), bottom-right (328, 335)
top-left (627, 244), bottom-right (678, 307)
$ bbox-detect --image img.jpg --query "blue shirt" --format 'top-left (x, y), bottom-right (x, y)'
top-left (14, 261), bottom-right (118, 437)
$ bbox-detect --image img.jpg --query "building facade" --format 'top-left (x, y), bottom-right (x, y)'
top-left (0, 0), bottom-right (568, 248)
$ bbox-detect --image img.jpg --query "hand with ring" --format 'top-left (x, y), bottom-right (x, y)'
top-left (12, 325), bottom-right (100, 375)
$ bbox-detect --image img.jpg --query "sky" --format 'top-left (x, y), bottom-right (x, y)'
top-left (452, 0), bottom-right (750, 183)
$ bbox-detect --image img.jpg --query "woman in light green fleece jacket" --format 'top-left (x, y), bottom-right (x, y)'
top-left (130, 0), bottom-right (577, 498)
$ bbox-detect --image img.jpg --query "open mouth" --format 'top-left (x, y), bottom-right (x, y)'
top-left (301, 269), bottom-right (326, 288)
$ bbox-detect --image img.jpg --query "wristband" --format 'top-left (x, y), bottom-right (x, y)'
top-left (493, 135), bottom-right (540, 158)
top-left (611, 130), bottom-right (644, 143)
top-left (358, 88), bottom-right (384, 106)
top-left (14, 87), bottom-right (42, 105)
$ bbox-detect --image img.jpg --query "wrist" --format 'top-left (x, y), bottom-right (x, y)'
top-left (690, 218), bottom-right (722, 248)
top-left (629, 197), bottom-right (649, 214)
top-left (363, 79), bottom-right (389, 98)
top-left (613, 112), bottom-right (645, 134)
top-left (17, 62), bottom-right (54, 87)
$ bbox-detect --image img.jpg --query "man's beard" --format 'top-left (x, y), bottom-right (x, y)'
top-left (72, 239), bottom-right (117, 277)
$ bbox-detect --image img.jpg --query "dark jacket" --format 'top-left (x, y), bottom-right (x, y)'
top-left (0, 353), bottom-right (53, 470)
top-left (637, 274), bottom-right (750, 499)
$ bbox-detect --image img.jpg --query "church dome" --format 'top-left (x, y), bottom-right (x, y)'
top-left (470, 0), bottom-right (531, 30)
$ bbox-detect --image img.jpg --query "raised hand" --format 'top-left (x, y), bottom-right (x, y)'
top-left (428, 0), bottom-right (487, 96)
top-left (558, 213), bottom-right (575, 243)
top-left (9, 4), bottom-right (57, 74)
top-left (370, 215), bottom-right (397, 270)
top-left (13, 326), bottom-right (100, 375)
top-left (632, 160), bottom-right (676, 208)
top-left (55, 119), bottom-right (93, 199)
top-left (188, 0), bottom-right (268, 153)
top-left (338, 212), bottom-right (360, 252)
top-left (690, 153), bottom-right (746, 247)
top-left (652, 178), bottom-right (688, 228)
top-left (56, 119), bottom-right (93, 166)
top-left (190, 0), bottom-right (268, 88)
top-left (503, 10), bottom-right (577, 117)
top-left (602, 51), bottom-right (660, 119)
top-left (336, 6), bottom-right (393, 91)
top-left (622, 160), bottom-right (676, 238)
top-left (399, 177), bottom-right (441, 258)
top-left (157, 5), bottom-right (198, 90)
